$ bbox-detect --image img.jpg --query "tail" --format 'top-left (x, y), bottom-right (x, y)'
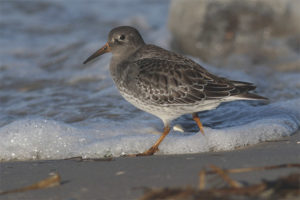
top-left (231, 80), bottom-right (256, 90)
top-left (231, 80), bottom-right (268, 101)
top-left (234, 92), bottom-right (269, 101)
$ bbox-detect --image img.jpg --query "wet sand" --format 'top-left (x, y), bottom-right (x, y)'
top-left (0, 131), bottom-right (299, 200)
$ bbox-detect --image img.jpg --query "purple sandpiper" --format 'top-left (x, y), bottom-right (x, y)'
top-left (83, 26), bottom-right (267, 156)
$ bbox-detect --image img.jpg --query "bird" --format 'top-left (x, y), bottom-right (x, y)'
top-left (83, 26), bottom-right (268, 156)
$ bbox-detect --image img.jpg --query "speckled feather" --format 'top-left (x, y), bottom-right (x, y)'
top-left (116, 44), bottom-right (261, 106)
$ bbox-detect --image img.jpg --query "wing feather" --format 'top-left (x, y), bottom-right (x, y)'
top-left (126, 58), bottom-right (251, 105)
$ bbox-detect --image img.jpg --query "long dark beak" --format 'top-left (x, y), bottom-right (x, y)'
top-left (83, 42), bottom-right (111, 64)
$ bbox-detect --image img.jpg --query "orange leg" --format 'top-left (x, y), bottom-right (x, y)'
top-left (192, 113), bottom-right (205, 135)
top-left (135, 125), bottom-right (171, 156)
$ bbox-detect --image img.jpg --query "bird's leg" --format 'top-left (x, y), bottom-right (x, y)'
top-left (135, 125), bottom-right (171, 156)
top-left (192, 113), bottom-right (205, 135)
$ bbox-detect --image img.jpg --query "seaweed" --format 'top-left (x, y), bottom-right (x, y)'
top-left (139, 163), bottom-right (300, 200)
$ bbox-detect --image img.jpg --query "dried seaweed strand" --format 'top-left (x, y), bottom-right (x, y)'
top-left (198, 169), bottom-right (206, 190)
top-left (209, 165), bottom-right (242, 188)
top-left (206, 163), bottom-right (300, 175)
top-left (0, 173), bottom-right (61, 195)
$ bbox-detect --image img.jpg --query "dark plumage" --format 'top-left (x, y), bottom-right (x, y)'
top-left (83, 26), bottom-right (267, 156)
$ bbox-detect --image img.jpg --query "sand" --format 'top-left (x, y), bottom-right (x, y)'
top-left (0, 131), bottom-right (299, 200)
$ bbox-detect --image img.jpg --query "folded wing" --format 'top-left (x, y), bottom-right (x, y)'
top-left (126, 58), bottom-right (265, 105)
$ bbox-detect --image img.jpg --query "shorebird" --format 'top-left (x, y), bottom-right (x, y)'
top-left (83, 26), bottom-right (267, 156)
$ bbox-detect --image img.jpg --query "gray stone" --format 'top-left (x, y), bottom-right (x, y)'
top-left (168, 0), bottom-right (300, 69)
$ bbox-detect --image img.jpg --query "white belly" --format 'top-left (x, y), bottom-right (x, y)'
top-left (120, 91), bottom-right (222, 125)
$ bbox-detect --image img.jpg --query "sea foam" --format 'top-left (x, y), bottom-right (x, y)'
top-left (0, 99), bottom-right (299, 161)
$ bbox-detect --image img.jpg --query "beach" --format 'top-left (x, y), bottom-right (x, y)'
top-left (1, 131), bottom-right (299, 200)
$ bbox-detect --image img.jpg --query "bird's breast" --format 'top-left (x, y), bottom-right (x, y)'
top-left (109, 59), bottom-right (136, 93)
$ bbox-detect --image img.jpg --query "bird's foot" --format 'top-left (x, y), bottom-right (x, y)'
top-left (199, 126), bottom-right (205, 135)
top-left (127, 146), bottom-right (159, 157)
top-left (137, 146), bottom-right (159, 156)
top-left (192, 113), bottom-right (205, 135)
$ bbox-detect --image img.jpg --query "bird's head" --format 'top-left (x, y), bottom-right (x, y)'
top-left (83, 26), bottom-right (145, 64)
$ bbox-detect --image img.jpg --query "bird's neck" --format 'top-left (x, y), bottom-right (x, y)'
top-left (109, 46), bottom-right (141, 80)
top-left (109, 54), bottom-right (131, 85)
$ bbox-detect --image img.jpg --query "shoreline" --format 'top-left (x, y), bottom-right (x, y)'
top-left (0, 131), bottom-right (299, 200)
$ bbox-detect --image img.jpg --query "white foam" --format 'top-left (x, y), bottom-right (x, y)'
top-left (0, 99), bottom-right (299, 161)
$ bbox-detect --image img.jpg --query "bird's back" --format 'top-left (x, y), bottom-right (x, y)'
top-left (118, 44), bottom-right (267, 107)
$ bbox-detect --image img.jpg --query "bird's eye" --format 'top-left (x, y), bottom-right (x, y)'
top-left (119, 35), bottom-right (125, 40)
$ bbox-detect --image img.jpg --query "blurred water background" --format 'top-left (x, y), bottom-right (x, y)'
top-left (0, 0), bottom-right (299, 161)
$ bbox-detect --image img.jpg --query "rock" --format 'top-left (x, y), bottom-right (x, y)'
top-left (168, 0), bottom-right (300, 69)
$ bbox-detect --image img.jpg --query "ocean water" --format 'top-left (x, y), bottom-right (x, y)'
top-left (0, 0), bottom-right (299, 161)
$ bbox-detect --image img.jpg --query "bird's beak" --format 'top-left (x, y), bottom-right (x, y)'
top-left (83, 42), bottom-right (111, 64)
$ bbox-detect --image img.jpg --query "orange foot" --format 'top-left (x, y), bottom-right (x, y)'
top-left (126, 146), bottom-right (159, 157)
top-left (192, 113), bottom-right (205, 135)
top-left (126, 125), bottom-right (170, 157)
top-left (136, 146), bottom-right (159, 156)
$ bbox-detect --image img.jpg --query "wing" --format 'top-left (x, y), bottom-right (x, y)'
top-left (126, 58), bottom-right (244, 105)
